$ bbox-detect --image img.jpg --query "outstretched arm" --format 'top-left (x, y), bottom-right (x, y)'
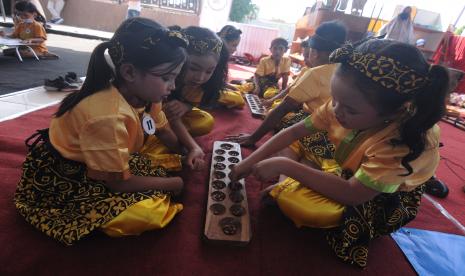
top-left (251, 157), bottom-right (379, 206)
top-left (226, 97), bottom-right (301, 146)
top-left (281, 74), bottom-right (289, 90)
top-left (230, 119), bottom-right (309, 179)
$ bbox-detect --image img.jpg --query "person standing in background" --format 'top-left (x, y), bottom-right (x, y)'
top-left (126, 0), bottom-right (141, 19)
top-left (47, 0), bottom-right (65, 24)
top-left (378, 6), bottom-right (415, 45)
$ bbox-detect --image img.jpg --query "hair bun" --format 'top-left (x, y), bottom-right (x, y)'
top-left (166, 30), bottom-right (189, 48)
top-left (329, 43), bottom-right (354, 64)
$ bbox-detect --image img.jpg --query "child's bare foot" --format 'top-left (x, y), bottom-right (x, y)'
top-left (260, 184), bottom-right (278, 206)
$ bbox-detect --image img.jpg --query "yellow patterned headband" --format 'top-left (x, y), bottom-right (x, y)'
top-left (185, 34), bottom-right (223, 55)
top-left (108, 30), bottom-right (188, 66)
top-left (329, 44), bottom-right (430, 94)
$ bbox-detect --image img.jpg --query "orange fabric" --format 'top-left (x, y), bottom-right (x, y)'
top-left (11, 21), bottom-right (47, 53)
top-left (255, 56), bottom-right (291, 78)
top-left (50, 86), bottom-right (168, 181)
top-left (306, 100), bottom-right (440, 192)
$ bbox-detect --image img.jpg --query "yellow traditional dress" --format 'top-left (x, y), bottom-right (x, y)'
top-left (271, 100), bottom-right (440, 228)
top-left (245, 55), bottom-right (291, 98)
top-left (278, 63), bottom-right (337, 128)
top-left (179, 85), bottom-right (245, 136)
top-left (14, 86), bottom-right (183, 244)
top-left (267, 66), bottom-right (311, 110)
top-left (269, 100), bottom-right (440, 267)
top-left (286, 63), bottom-right (336, 114)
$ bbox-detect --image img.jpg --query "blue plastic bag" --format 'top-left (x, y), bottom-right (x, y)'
top-left (391, 228), bottom-right (465, 276)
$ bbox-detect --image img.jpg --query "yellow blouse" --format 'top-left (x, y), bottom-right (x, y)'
top-left (304, 100), bottom-right (440, 193)
top-left (50, 86), bottom-right (168, 181)
top-left (11, 21), bottom-right (47, 53)
top-left (255, 56), bottom-right (291, 77)
top-left (292, 66), bottom-right (310, 84)
top-left (286, 64), bottom-right (336, 114)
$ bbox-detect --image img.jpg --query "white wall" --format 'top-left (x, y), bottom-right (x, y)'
top-left (199, 0), bottom-right (233, 32)
top-left (228, 22), bottom-right (279, 58)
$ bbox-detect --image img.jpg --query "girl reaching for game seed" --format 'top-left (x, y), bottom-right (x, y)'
top-left (231, 39), bottom-right (448, 267)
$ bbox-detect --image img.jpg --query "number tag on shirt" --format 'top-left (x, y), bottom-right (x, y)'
top-left (142, 113), bottom-right (156, 135)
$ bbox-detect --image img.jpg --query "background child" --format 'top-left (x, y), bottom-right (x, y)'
top-left (14, 18), bottom-right (205, 245)
top-left (260, 39), bottom-right (312, 108)
top-left (0, 1), bottom-right (57, 59)
top-left (252, 37), bottom-right (291, 99)
top-left (217, 25), bottom-right (242, 56)
top-left (164, 26), bottom-right (244, 137)
top-left (218, 24), bottom-right (244, 92)
top-left (227, 21), bottom-right (347, 147)
top-left (231, 39), bottom-right (448, 267)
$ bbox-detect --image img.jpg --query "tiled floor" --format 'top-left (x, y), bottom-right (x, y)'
top-left (0, 86), bottom-right (69, 122)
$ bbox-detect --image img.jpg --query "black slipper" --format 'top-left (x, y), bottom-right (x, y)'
top-left (425, 177), bottom-right (449, 198)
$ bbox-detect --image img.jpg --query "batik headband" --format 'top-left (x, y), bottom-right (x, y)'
top-left (329, 44), bottom-right (430, 95)
top-left (185, 34), bottom-right (223, 55)
top-left (108, 29), bottom-right (188, 66)
top-left (218, 26), bottom-right (241, 39)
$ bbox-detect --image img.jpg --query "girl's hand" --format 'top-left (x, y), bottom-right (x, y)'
top-left (185, 148), bottom-right (205, 171)
top-left (252, 157), bottom-right (287, 182)
top-left (229, 159), bottom-right (254, 181)
top-left (163, 100), bottom-right (192, 121)
top-left (261, 99), bottom-right (273, 108)
top-left (225, 133), bottom-right (256, 147)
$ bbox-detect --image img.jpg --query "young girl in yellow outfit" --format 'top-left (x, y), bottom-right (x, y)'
top-left (14, 18), bottom-right (206, 245)
top-left (164, 26), bottom-right (244, 137)
top-left (231, 39), bottom-right (449, 267)
top-left (228, 21), bottom-right (347, 147)
top-left (251, 38), bottom-right (291, 99)
top-left (0, 1), bottom-right (57, 59)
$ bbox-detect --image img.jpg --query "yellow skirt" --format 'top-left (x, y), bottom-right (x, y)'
top-left (233, 82), bottom-right (255, 93)
top-left (219, 89), bottom-right (245, 109)
top-left (270, 178), bottom-right (344, 228)
top-left (101, 196), bottom-right (183, 237)
top-left (263, 87), bottom-right (280, 99)
top-left (101, 135), bottom-right (184, 237)
top-left (182, 107), bottom-right (215, 137)
top-left (267, 139), bottom-right (344, 229)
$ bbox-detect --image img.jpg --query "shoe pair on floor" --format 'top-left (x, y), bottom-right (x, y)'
top-left (49, 18), bottom-right (64, 24)
top-left (44, 72), bottom-right (82, 92)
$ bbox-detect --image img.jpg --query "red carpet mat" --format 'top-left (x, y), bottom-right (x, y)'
top-left (0, 103), bottom-right (463, 275)
top-left (434, 122), bottom-right (465, 225)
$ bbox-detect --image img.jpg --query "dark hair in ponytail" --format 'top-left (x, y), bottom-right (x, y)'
top-left (337, 39), bottom-right (449, 175)
top-left (173, 26), bottom-right (228, 108)
top-left (55, 18), bottom-right (187, 117)
top-left (200, 40), bottom-right (229, 107)
top-left (15, 1), bottom-right (46, 27)
top-left (217, 25), bottom-right (242, 43)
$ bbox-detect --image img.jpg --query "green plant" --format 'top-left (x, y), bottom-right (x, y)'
top-left (455, 25), bottom-right (464, 35)
top-left (229, 0), bottom-right (259, 22)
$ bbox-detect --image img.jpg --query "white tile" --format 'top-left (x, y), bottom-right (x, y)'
top-left (0, 88), bottom-right (69, 107)
top-left (0, 101), bottom-right (34, 119)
